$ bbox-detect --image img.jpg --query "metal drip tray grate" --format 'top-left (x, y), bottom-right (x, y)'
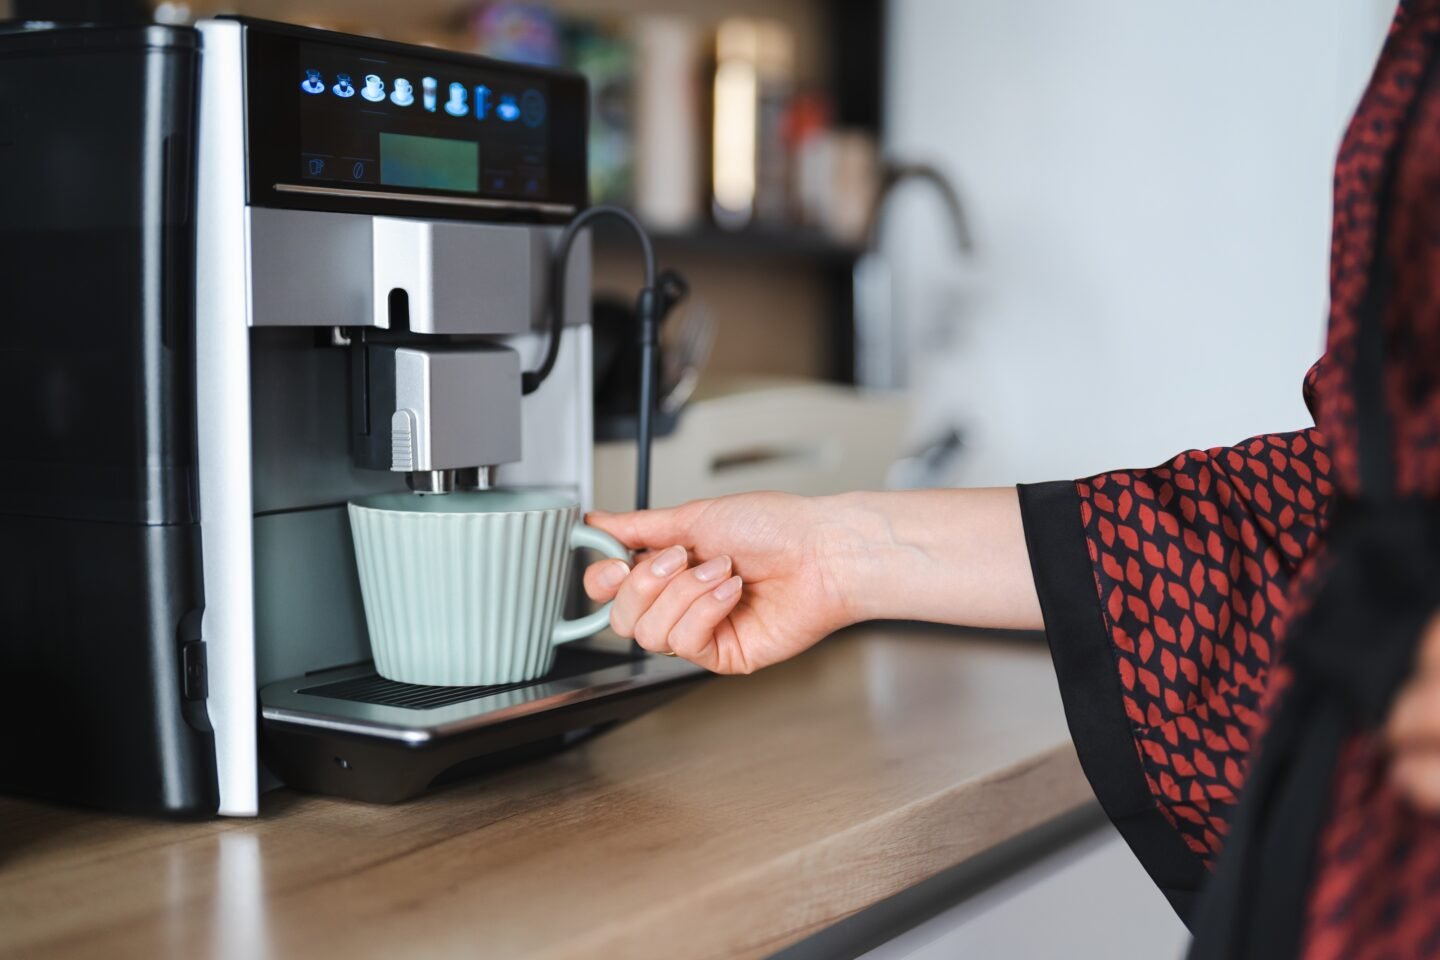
top-left (295, 647), bottom-right (637, 710)
top-left (260, 642), bottom-right (708, 803)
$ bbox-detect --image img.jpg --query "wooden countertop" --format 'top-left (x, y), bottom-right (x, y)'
top-left (0, 626), bottom-right (1092, 960)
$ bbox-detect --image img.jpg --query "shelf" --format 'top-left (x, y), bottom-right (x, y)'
top-left (593, 220), bottom-right (866, 263)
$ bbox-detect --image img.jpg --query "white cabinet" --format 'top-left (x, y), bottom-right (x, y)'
top-left (862, 824), bottom-right (1190, 960)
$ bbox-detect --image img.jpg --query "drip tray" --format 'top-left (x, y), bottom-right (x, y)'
top-left (259, 642), bottom-right (706, 803)
top-left (291, 646), bottom-right (637, 712)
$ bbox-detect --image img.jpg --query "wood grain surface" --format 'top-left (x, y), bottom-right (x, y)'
top-left (0, 626), bottom-right (1091, 960)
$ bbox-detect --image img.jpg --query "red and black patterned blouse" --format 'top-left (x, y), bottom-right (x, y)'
top-left (1018, 2), bottom-right (1440, 956)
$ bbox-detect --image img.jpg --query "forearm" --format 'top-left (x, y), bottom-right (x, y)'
top-left (822, 487), bottom-right (1043, 631)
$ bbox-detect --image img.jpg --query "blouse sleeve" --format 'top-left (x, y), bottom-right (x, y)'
top-left (1017, 427), bottom-right (1333, 922)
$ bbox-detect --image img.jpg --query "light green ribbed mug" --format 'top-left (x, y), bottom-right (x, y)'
top-left (347, 490), bottom-right (629, 687)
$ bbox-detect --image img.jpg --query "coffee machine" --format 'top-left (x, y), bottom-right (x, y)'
top-left (0, 17), bottom-right (702, 818)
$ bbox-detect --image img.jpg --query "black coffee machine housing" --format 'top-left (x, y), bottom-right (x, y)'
top-left (0, 18), bottom-right (701, 818)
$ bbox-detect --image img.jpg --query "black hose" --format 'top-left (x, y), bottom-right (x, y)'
top-left (526, 205), bottom-right (658, 511)
top-left (634, 286), bottom-right (658, 510)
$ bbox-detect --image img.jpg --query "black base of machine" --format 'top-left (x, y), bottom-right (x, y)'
top-left (259, 644), bottom-right (706, 803)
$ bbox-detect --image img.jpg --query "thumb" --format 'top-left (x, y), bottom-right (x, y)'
top-left (585, 506), bottom-right (693, 551)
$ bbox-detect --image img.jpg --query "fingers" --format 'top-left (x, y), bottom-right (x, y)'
top-left (583, 502), bottom-right (702, 602)
top-left (632, 556), bottom-right (733, 653)
top-left (583, 558), bottom-right (630, 603)
top-left (586, 506), bottom-right (694, 552)
top-left (608, 545), bottom-right (691, 637)
top-left (589, 540), bottom-right (745, 669)
top-left (666, 576), bottom-right (744, 670)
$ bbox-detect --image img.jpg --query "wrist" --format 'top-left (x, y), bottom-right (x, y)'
top-left (813, 490), bottom-right (902, 626)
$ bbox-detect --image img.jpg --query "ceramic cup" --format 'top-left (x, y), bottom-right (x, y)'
top-left (348, 490), bottom-right (629, 687)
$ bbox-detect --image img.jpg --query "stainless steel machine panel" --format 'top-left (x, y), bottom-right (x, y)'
top-left (196, 17), bottom-right (260, 816)
top-left (249, 208), bottom-right (374, 329)
top-left (373, 218), bottom-right (534, 335)
top-left (249, 210), bottom-right (557, 334)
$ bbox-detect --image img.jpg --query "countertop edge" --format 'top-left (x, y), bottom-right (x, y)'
top-left (561, 740), bottom-right (1092, 960)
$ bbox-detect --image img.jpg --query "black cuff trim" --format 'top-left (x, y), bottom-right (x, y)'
top-left (1018, 480), bottom-right (1207, 926)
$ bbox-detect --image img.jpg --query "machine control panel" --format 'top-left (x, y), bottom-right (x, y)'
top-left (241, 20), bottom-right (589, 223)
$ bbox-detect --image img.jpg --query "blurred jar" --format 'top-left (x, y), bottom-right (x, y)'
top-left (633, 15), bottom-right (704, 231)
top-left (711, 18), bottom-right (794, 230)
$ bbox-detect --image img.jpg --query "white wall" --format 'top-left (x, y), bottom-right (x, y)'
top-left (883, 0), bottom-right (1394, 487)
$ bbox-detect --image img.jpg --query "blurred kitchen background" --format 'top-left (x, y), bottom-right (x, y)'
top-left (3, 0), bottom-right (1397, 499)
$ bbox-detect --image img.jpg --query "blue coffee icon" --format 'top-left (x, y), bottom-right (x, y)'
top-left (445, 83), bottom-right (469, 117)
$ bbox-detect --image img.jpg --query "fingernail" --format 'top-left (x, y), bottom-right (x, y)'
top-left (713, 576), bottom-right (742, 602)
top-left (651, 545), bottom-right (687, 578)
top-left (693, 556), bottom-right (731, 583)
top-left (598, 561), bottom-right (629, 589)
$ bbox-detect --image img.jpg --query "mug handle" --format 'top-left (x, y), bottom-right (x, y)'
top-left (552, 523), bottom-right (631, 645)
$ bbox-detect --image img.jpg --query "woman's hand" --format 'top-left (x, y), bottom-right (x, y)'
top-left (582, 493), bottom-right (861, 674)
top-left (582, 488), bottom-right (1042, 675)
top-left (1386, 614), bottom-right (1440, 813)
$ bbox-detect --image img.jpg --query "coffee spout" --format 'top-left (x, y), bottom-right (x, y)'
top-left (406, 470), bottom-right (456, 495)
top-left (455, 466), bottom-right (497, 491)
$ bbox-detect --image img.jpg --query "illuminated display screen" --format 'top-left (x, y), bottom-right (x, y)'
top-left (295, 41), bottom-right (551, 200)
top-left (244, 21), bottom-right (588, 221)
top-left (379, 133), bottom-right (479, 192)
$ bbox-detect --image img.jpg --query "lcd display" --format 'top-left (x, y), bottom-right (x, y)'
top-left (295, 40), bottom-right (551, 200)
top-left (380, 133), bottom-right (479, 192)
